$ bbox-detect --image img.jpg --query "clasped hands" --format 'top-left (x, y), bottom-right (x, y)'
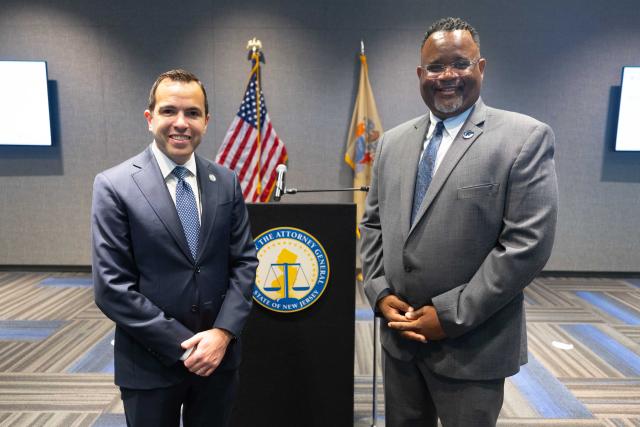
top-left (377, 294), bottom-right (446, 342)
top-left (181, 328), bottom-right (233, 377)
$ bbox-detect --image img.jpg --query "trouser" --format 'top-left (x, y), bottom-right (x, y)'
top-left (120, 369), bottom-right (239, 427)
top-left (383, 349), bottom-right (505, 427)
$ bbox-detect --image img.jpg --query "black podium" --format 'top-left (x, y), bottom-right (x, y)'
top-left (230, 203), bottom-right (356, 427)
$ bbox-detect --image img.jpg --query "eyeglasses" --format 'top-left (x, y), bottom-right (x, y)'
top-left (419, 58), bottom-right (482, 75)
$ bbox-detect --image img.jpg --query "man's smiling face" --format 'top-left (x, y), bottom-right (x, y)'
top-left (144, 79), bottom-right (210, 165)
top-left (417, 29), bottom-right (485, 119)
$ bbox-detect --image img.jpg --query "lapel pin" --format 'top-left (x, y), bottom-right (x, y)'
top-left (462, 130), bottom-right (474, 139)
top-left (209, 174), bottom-right (216, 182)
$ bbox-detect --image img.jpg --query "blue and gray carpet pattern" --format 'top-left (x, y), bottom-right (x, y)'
top-left (0, 272), bottom-right (639, 426)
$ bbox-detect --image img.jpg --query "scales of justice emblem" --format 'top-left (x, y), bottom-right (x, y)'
top-left (253, 227), bottom-right (330, 313)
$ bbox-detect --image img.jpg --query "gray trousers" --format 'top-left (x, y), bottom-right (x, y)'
top-left (382, 349), bottom-right (505, 427)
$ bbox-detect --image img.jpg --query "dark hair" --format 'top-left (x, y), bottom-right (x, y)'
top-left (421, 17), bottom-right (480, 49)
top-left (147, 69), bottom-right (209, 115)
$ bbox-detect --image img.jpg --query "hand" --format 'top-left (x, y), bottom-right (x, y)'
top-left (388, 305), bottom-right (447, 343)
top-left (181, 328), bottom-right (233, 376)
top-left (377, 294), bottom-right (414, 323)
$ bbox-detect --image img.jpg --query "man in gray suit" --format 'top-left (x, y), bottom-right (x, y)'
top-left (360, 17), bottom-right (558, 426)
top-left (92, 69), bottom-right (258, 426)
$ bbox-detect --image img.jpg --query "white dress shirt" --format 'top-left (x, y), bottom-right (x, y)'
top-left (151, 141), bottom-right (202, 220)
top-left (421, 105), bottom-right (474, 174)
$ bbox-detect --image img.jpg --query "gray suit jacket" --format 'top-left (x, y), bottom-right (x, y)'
top-left (92, 147), bottom-right (258, 389)
top-left (360, 99), bottom-right (558, 380)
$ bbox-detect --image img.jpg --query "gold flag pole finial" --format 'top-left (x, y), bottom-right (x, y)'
top-left (246, 38), bottom-right (264, 196)
top-left (246, 38), bottom-right (262, 53)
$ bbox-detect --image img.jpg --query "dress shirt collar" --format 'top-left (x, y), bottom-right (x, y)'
top-left (151, 141), bottom-right (198, 180)
top-left (427, 104), bottom-right (474, 139)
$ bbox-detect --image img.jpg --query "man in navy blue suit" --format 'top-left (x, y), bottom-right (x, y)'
top-left (92, 69), bottom-right (258, 427)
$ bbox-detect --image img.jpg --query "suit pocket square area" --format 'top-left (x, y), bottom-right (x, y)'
top-left (457, 183), bottom-right (499, 199)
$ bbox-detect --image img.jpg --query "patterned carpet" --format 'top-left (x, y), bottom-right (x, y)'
top-left (0, 271), bottom-right (639, 426)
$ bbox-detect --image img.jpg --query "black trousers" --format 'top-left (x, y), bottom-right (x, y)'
top-left (120, 369), bottom-right (239, 427)
top-left (383, 349), bottom-right (505, 427)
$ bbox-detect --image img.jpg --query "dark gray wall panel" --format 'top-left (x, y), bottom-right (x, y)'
top-left (0, 0), bottom-right (639, 270)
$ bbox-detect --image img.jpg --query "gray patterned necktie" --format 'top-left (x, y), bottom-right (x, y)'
top-left (172, 166), bottom-right (200, 259)
top-left (411, 120), bottom-right (444, 224)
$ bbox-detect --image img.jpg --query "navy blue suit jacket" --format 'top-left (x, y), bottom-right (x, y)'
top-left (92, 147), bottom-right (258, 389)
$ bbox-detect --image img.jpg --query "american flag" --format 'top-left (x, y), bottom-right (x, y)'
top-left (215, 62), bottom-right (287, 202)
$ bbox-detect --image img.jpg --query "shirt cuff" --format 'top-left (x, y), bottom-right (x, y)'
top-left (180, 346), bottom-right (194, 361)
top-left (374, 288), bottom-right (392, 316)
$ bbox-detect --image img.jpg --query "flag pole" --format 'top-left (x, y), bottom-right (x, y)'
top-left (360, 38), bottom-right (379, 427)
top-left (247, 38), bottom-right (264, 197)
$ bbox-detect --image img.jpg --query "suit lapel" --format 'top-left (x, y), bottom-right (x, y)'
top-left (408, 101), bottom-right (487, 236)
top-left (400, 115), bottom-right (429, 242)
top-left (131, 147), bottom-right (193, 262)
top-left (195, 156), bottom-right (219, 261)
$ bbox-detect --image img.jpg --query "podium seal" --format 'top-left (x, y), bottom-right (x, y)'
top-left (253, 227), bottom-right (330, 313)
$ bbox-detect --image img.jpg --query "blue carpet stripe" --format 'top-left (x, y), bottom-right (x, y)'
top-left (523, 293), bottom-right (537, 306)
top-left (561, 323), bottom-right (640, 377)
top-left (0, 320), bottom-right (65, 341)
top-left (510, 353), bottom-right (592, 418)
top-left (575, 291), bottom-right (640, 325)
top-left (39, 277), bottom-right (93, 287)
top-left (92, 413), bottom-right (126, 427)
top-left (67, 331), bottom-right (115, 374)
top-left (356, 308), bottom-right (374, 321)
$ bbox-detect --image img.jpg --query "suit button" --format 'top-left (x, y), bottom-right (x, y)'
top-left (191, 305), bottom-right (199, 313)
top-left (195, 266), bottom-right (201, 273)
top-left (404, 265), bottom-right (412, 272)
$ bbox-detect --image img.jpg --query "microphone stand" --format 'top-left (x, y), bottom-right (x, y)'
top-left (370, 315), bottom-right (379, 427)
top-left (283, 186), bottom-right (369, 194)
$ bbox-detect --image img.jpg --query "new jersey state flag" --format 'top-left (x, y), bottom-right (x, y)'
top-left (344, 52), bottom-right (383, 224)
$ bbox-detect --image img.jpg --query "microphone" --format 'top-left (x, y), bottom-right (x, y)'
top-left (274, 164), bottom-right (287, 202)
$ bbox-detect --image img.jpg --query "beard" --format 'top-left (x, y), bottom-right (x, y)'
top-left (433, 93), bottom-right (463, 115)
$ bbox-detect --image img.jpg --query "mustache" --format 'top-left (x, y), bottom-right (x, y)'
top-left (434, 81), bottom-right (461, 89)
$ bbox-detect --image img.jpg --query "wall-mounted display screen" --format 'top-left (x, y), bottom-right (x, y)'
top-left (616, 66), bottom-right (640, 151)
top-left (0, 61), bottom-right (52, 146)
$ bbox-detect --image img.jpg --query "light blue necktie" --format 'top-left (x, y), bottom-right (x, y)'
top-left (411, 121), bottom-right (444, 224)
top-left (172, 166), bottom-right (200, 259)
